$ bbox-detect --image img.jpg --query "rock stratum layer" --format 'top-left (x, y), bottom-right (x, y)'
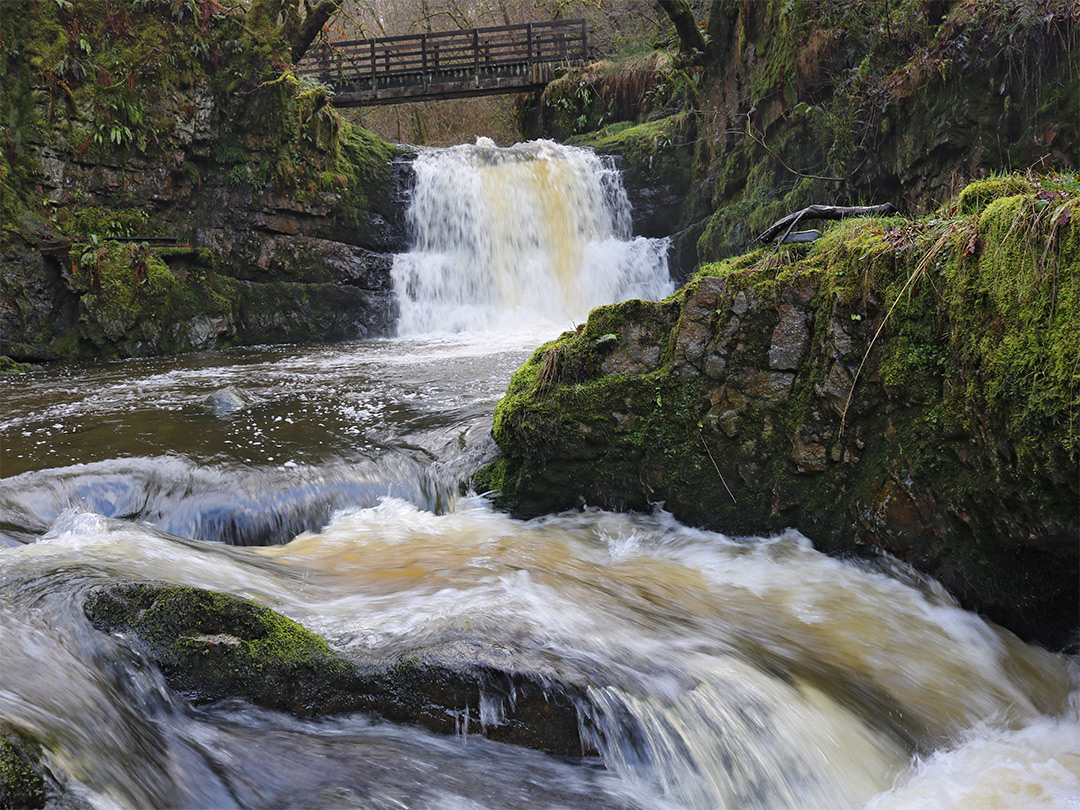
top-left (477, 177), bottom-right (1080, 651)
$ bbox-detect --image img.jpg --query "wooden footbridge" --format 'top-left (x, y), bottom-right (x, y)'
top-left (298, 19), bottom-right (588, 107)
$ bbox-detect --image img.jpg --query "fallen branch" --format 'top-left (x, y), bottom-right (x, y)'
top-left (757, 203), bottom-right (897, 244)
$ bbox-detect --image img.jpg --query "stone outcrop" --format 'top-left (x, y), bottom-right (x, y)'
top-left (0, 1), bottom-right (413, 362)
top-left (477, 178), bottom-right (1080, 651)
top-left (84, 582), bottom-right (593, 757)
top-left (0, 149), bottom-right (412, 360)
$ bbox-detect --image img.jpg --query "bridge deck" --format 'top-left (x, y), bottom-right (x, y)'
top-left (299, 19), bottom-right (588, 106)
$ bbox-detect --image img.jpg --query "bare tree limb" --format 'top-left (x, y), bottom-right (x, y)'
top-left (757, 203), bottom-right (898, 244)
top-left (744, 108), bottom-right (841, 183)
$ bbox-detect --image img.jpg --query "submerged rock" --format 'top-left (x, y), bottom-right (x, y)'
top-left (0, 357), bottom-right (34, 374)
top-left (83, 583), bottom-right (592, 757)
top-left (202, 386), bottom-right (258, 416)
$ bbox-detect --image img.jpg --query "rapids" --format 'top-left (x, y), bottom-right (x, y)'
top-left (1, 140), bottom-right (1076, 809)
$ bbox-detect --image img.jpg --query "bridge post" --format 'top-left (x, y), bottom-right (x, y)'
top-left (473, 29), bottom-right (479, 83)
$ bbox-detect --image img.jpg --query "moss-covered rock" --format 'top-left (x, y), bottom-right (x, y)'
top-left (0, 0), bottom-right (409, 363)
top-left (570, 113), bottom-right (695, 240)
top-left (0, 729), bottom-right (47, 810)
top-left (0, 357), bottom-right (33, 374)
top-left (66, 241), bottom-right (241, 358)
top-left (84, 582), bottom-right (593, 756)
top-left (85, 582), bottom-right (356, 714)
top-left (479, 175), bottom-right (1080, 650)
top-left (537, 51), bottom-right (696, 141)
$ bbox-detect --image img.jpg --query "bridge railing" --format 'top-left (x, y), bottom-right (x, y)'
top-left (300, 19), bottom-right (587, 88)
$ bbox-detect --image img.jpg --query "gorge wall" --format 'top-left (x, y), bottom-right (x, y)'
top-left (1, 0), bottom-right (410, 362)
top-left (533, 0), bottom-right (1077, 270)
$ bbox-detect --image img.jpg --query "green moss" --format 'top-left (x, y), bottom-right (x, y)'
top-left (0, 730), bottom-right (46, 810)
top-left (571, 113), bottom-right (694, 189)
top-left (947, 187), bottom-right (1080, 464)
top-left (334, 122), bottom-right (398, 225)
top-left (0, 0), bottom-right (281, 162)
top-left (60, 205), bottom-right (153, 239)
top-left (0, 356), bottom-right (33, 373)
top-left (954, 176), bottom-right (1035, 215)
top-left (69, 241), bottom-right (240, 358)
top-left (0, 29), bottom-right (48, 225)
top-left (540, 51), bottom-right (695, 140)
top-left (84, 583), bottom-right (351, 713)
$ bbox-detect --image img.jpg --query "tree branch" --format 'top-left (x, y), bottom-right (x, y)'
top-left (756, 203), bottom-right (898, 244)
top-left (291, 0), bottom-right (340, 63)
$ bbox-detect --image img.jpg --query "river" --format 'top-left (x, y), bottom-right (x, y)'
top-left (1, 139), bottom-right (1076, 809)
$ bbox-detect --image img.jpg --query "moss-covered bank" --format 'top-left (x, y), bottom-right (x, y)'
top-left (533, 1), bottom-right (1077, 269)
top-left (477, 174), bottom-right (1080, 650)
top-left (0, 0), bottom-right (408, 362)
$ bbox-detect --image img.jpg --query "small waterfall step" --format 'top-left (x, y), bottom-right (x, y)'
top-left (392, 138), bottom-right (673, 336)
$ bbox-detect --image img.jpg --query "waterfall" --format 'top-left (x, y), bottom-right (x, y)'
top-left (392, 138), bottom-right (674, 335)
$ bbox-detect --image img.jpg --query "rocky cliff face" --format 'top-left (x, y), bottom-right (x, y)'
top-left (692, 0), bottom-right (1078, 262)
top-left (0, 1), bottom-right (412, 362)
top-left (1, 156), bottom-right (412, 360)
top-left (477, 176), bottom-right (1080, 650)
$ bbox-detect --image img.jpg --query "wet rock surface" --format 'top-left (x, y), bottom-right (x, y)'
top-left (84, 583), bottom-right (593, 758)
top-left (1, 39), bottom-right (415, 362)
top-left (0, 728), bottom-right (49, 810)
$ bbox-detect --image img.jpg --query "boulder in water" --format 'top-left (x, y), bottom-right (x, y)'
top-left (202, 386), bottom-right (257, 416)
top-left (84, 582), bottom-right (593, 757)
top-left (0, 727), bottom-right (49, 809)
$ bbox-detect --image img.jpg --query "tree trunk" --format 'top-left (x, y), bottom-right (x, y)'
top-left (291, 0), bottom-right (341, 63)
top-left (658, 0), bottom-right (708, 59)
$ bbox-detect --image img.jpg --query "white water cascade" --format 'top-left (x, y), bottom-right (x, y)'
top-left (392, 138), bottom-right (674, 335)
